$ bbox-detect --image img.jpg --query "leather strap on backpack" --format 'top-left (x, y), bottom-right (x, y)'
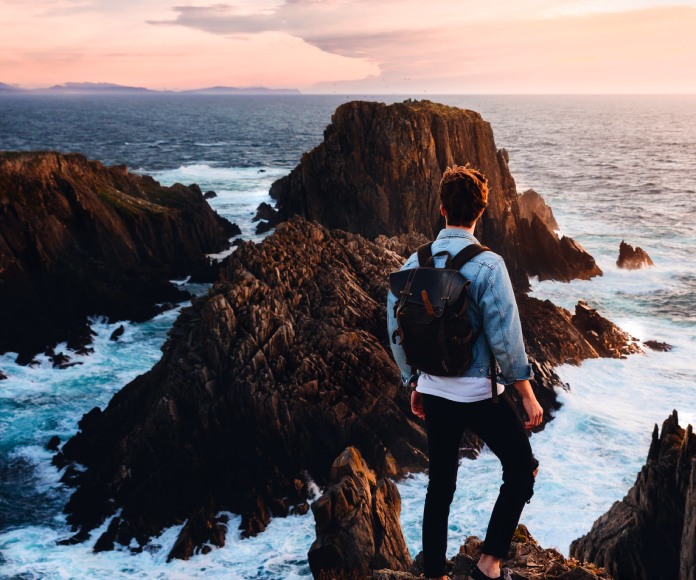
top-left (417, 242), bottom-right (434, 266)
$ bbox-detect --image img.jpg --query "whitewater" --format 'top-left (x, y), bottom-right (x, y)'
top-left (0, 95), bottom-right (694, 578)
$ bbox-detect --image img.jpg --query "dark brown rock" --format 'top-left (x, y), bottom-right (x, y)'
top-left (0, 151), bottom-right (234, 360)
top-left (571, 301), bottom-right (642, 359)
top-left (375, 525), bottom-right (610, 579)
top-left (518, 189), bottom-right (559, 230)
top-left (616, 241), bottom-right (654, 270)
top-left (253, 201), bottom-right (280, 234)
top-left (167, 506), bottom-right (228, 561)
top-left (109, 325), bottom-right (125, 341)
top-left (57, 218), bottom-right (430, 556)
top-left (264, 99), bottom-right (601, 289)
top-left (308, 447), bottom-right (412, 578)
top-left (644, 340), bottom-right (673, 352)
top-left (570, 411), bottom-right (696, 580)
top-left (0, 370), bottom-right (6, 380)
top-left (46, 435), bottom-right (61, 451)
top-left (203, 190), bottom-right (217, 199)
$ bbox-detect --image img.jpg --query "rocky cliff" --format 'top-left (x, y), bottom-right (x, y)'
top-left (309, 447), bottom-right (412, 578)
top-left (570, 411), bottom-right (696, 580)
top-left (265, 100), bottom-right (601, 290)
top-left (0, 151), bottom-right (237, 360)
top-left (54, 218), bottom-right (639, 557)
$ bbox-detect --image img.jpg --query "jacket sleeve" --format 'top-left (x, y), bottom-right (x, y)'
top-left (386, 255), bottom-right (419, 385)
top-left (477, 259), bottom-right (534, 385)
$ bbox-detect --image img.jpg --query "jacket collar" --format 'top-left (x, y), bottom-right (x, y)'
top-left (435, 227), bottom-right (480, 244)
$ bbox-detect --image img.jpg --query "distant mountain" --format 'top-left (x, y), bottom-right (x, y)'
top-left (0, 82), bottom-right (23, 92)
top-left (181, 86), bottom-right (301, 95)
top-left (45, 82), bottom-right (155, 94)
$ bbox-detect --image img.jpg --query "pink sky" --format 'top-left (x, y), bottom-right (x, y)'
top-left (2, 0), bottom-right (696, 92)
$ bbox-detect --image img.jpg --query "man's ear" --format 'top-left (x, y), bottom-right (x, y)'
top-left (439, 204), bottom-right (447, 218)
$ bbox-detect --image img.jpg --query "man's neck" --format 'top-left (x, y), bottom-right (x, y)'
top-left (445, 223), bottom-right (476, 235)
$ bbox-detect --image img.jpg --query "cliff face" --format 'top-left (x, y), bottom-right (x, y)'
top-left (54, 218), bottom-right (638, 557)
top-left (0, 151), bottom-right (236, 360)
top-left (570, 411), bottom-right (696, 580)
top-left (266, 100), bottom-right (601, 289)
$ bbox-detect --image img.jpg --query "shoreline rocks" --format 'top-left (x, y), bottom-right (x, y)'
top-left (616, 241), bottom-right (654, 269)
top-left (570, 411), bottom-right (696, 580)
top-left (0, 151), bottom-right (237, 361)
top-left (309, 447), bottom-right (412, 578)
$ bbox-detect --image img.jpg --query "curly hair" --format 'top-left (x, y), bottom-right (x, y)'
top-left (439, 165), bottom-right (489, 227)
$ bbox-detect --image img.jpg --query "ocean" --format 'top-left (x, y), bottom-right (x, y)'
top-left (0, 94), bottom-right (694, 578)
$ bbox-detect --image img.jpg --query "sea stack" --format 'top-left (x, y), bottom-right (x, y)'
top-left (264, 99), bottom-right (601, 289)
top-left (616, 240), bottom-right (654, 269)
top-left (0, 151), bottom-right (237, 361)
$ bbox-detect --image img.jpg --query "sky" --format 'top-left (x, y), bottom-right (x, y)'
top-left (2, 0), bottom-right (696, 93)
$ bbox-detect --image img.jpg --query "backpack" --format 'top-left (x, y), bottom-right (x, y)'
top-left (389, 242), bottom-right (499, 402)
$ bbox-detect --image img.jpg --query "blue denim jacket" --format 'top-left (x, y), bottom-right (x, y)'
top-left (387, 228), bottom-right (533, 386)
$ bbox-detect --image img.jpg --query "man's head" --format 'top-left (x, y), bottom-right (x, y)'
top-left (439, 165), bottom-right (489, 227)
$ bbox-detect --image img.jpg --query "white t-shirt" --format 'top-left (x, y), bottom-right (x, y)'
top-left (416, 374), bottom-right (505, 403)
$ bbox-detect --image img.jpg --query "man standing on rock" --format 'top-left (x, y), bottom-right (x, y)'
top-left (387, 165), bottom-right (543, 580)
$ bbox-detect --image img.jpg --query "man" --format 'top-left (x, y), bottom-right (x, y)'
top-left (387, 165), bottom-right (543, 580)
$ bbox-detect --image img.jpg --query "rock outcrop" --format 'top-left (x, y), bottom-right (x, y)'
top-left (54, 218), bottom-right (640, 558)
top-left (55, 218), bottom-right (431, 557)
top-left (570, 411), bottom-right (696, 580)
top-left (518, 189), bottom-right (559, 230)
top-left (265, 99), bottom-right (601, 289)
top-left (308, 447), bottom-right (412, 579)
top-left (616, 241), bottom-right (654, 269)
top-left (0, 151), bottom-right (237, 360)
top-left (375, 525), bottom-right (610, 580)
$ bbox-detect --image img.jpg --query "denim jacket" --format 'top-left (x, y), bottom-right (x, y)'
top-left (387, 228), bottom-right (533, 386)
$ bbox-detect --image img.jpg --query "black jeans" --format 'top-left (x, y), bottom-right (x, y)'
top-left (421, 390), bottom-right (538, 577)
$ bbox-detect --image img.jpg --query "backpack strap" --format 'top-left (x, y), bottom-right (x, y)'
top-left (417, 242), bottom-right (434, 267)
top-left (450, 243), bottom-right (490, 270)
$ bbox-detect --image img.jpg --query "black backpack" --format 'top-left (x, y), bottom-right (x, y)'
top-left (389, 242), bottom-right (499, 402)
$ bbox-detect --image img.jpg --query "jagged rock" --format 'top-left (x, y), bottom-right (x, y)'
top-left (0, 370), bottom-right (6, 380)
top-left (46, 435), bottom-right (61, 451)
top-left (203, 190), bottom-right (217, 199)
top-left (616, 241), bottom-right (654, 270)
top-left (0, 151), bottom-right (234, 360)
top-left (56, 218), bottom-right (431, 556)
top-left (570, 411), bottom-right (696, 580)
top-left (167, 506), bottom-right (228, 561)
top-left (253, 202), bottom-right (280, 234)
top-left (375, 525), bottom-right (610, 579)
top-left (571, 301), bottom-right (642, 359)
top-left (518, 189), bottom-right (559, 230)
top-left (264, 99), bottom-right (601, 289)
top-left (644, 340), bottom-right (672, 352)
top-left (308, 447), bottom-right (412, 578)
top-left (109, 325), bottom-right (125, 341)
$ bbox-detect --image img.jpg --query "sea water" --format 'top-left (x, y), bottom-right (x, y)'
top-left (0, 94), bottom-right (694, 578)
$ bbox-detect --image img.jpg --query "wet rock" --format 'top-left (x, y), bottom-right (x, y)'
top-left (308, 447), bottom-right (412, 578)
top-left (570, 411), bottom-right (696, 580)
top-left (375, 525), bottom-right (610, 579)
top-left (571, 301), bottom-right (642, 359)
top-left (518, 189), bottom-right (559, 230)
top-left (616, 241), bottom-right (654, 269)
top-left (263, 99), bottom-right (601, 290)
top-left (46, 435), bottom-right (61, 451)
top-left (109, 325), bottom-right (125, 341)
top-left (167, 506), bottom-right (228, 561)
top-left (644, 340), bottom-right (673, 352)
top-left (253, 202), bottom-right (280, 235)
top-left (0, 370), bottom-right (7, 380)
top-left (203, 190), bottom-right (217, 199)
top-left (0, 151), bottom-right (234, 360)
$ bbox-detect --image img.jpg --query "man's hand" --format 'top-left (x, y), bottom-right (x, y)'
top-left (411, 390), bottom-right (425, 420)
top-left (521, 395), bottom-right (543, 429)
top-left (512, 379), bottom-right (544, 429)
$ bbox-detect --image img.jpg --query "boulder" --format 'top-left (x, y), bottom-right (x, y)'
top-left (617, 241), bottom-right (654, 269)
top-left (308, 447), bottom-right (412, 578)
top-left (0, 151), bottom-right (234, 360)
top-left (570, 411), bottom-right (696, 580)
top-left (263, 99), bottom-right (601, 289)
